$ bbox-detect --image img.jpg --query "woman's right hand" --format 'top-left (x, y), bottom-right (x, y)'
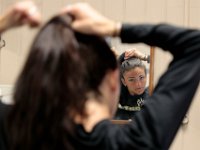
top-left (60, 3), bottom-right (121, 37)
top-left (0, 1), bottom-right (41, 33)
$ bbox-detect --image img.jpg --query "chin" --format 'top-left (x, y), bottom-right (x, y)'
top-left (135, 90), bottom-right (145, 95)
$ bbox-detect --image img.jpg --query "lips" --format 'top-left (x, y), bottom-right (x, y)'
top-left (135, 87), bottom-right (145, 93)
top-left (136, 87), bottom-right (144, 90)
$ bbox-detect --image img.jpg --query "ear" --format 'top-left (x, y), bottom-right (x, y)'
top-left (121, 78), bottom-right (126, 87)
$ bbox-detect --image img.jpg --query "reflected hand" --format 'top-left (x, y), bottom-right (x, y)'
top-left (60, 3), bottom-right (121, 37)
top-left (124, 49), bottom-right (147, 61)
top-left (0, 1), bottom-right (41, 33)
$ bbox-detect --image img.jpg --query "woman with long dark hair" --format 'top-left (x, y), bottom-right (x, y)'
top-left (1, 15), bottom-right (119, 149)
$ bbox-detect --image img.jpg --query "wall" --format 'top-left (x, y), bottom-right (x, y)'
top-left (0, 0), bottom-right (199, 149)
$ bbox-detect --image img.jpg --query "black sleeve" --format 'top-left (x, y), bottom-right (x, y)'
top-left (120, 24), bottom-right (199, 58)
top-left (118, 24), bottom-right (200, 149)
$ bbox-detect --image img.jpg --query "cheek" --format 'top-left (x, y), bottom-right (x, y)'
top-left (112, 78), bottom-right (120, 116)
top-left (107, 72), bottom-right (120, 116)
top-left (126, 82), bottom-right (137, 89)
top-left (141, 79), bottom-right (147, 87)
top-left (110, 94), bottom-right (119, 117)
top-left (114, 81), bottom-right (120, 105)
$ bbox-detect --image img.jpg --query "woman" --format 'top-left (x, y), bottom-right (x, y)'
top-left (0, 14), bottom-right (119, 150)
top-left (0, 3), bottom-right (199, 150)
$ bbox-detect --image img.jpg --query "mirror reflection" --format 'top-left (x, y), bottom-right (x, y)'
top-left (110, 44), bottom-right (153, 121)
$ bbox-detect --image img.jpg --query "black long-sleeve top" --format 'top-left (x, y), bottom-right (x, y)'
top-left (0, 24), bottom-right (200, 150)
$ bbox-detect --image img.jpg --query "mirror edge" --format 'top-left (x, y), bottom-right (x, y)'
top-left (149, 46), bottom-right (155, 96)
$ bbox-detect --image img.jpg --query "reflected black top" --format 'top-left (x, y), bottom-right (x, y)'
top-left (115, 87), bottom-right (149, 120)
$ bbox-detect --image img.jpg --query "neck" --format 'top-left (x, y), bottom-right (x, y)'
top-left (74, 98), bottom-right (110, 132)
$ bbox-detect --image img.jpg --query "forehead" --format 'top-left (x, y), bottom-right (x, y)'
top-left (123, 67), bottom-right (146, 77)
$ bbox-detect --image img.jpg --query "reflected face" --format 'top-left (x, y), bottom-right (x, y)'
top-left (122, 67), bottom-right (146, 95)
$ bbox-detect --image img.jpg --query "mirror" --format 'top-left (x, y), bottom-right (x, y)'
top-left (109, 39), bottom-right (155, 124)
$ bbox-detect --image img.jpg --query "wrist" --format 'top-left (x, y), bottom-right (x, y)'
top-left (0, 14), bottom-right (10, 33)
top-left (0, 16), bottom-right (6, 33)
top-left (143, 54), bottom-right (148, 61)
top-left (109, 21), bottom-right (121, 37)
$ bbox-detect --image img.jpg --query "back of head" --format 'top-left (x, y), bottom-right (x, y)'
top-left (7, 15), bottom-right (117, 150)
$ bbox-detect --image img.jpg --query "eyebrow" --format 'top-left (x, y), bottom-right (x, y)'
top-left (127, 77), bottom-right (137, 79)
top-left (127, 75), bottom-right (145, 78)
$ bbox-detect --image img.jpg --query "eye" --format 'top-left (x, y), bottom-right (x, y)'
top-left (139, 76), bottom-right (145, 81)
top-left (128, 78), bottom-right (135, 82)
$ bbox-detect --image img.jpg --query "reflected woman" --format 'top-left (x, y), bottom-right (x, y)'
top-left (115, 56), bottom-right (149, 120)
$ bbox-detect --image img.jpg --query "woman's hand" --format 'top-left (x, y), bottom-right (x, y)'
top-left (0, 1), bottom-right (41, 33)
top-left (60, 3), bottom-right (121, 37)
top-left (124, 48), bottom-right (148, 61)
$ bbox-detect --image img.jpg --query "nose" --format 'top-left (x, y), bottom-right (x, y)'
top-left (135, 80), bottom-right (142, 87)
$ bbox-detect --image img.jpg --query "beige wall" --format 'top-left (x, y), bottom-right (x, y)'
top-left (0, 0), bottom-right (199, 149)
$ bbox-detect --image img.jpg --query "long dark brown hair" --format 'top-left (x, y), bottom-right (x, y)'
top-left (6, 15), bottom-right (117, 150)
